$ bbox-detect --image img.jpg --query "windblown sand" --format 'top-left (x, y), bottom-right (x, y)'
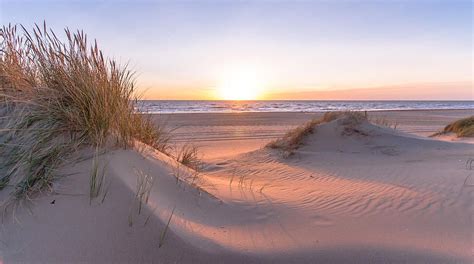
top-left (1, 110), bottom-right (473, 263)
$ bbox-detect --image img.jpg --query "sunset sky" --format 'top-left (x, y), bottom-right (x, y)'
top-left (1, 0), bottom-right (472, 100)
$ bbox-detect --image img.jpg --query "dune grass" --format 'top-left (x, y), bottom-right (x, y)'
top-left (433, 116), bottom-right (474, 138)
top-left (267, 111), bottom-right (367, 156)
top-left (89, 147), bottom-right (109, 205)
top-left (175, 143), bottom-right (201, 171)
top-left (370, 116), bottom-right (398, 130)
top-left (322, 111), bottom-right (366, 124)
top-left (159, 206), bottom-right (176, 248)
top-left (134, 169), bottom-right (155, 215)
top-left (0, 23), bottom-right (168, 205)
top-left (267, 118), bottom-right (321, 154)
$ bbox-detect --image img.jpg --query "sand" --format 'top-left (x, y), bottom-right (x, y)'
top-left (1, 109), bottom-right (473, 263)
top-left (153, 109), bottom-right (474, 159)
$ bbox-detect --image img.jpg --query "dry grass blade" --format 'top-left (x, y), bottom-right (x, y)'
top-left (89, 146), bottom-right (108, 205)
top-left (134, 169), bottom-right (155, 215)
top-left (159, 206), bottom-right (176, 248)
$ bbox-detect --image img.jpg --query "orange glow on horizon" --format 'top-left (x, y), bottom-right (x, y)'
top-left (215, 69), bottom-right (266, 100)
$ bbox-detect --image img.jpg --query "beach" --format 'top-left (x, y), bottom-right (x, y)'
top-left (2, 109), bottom-right (472, 263)
top-left (153, 109), bottom-right (473, 160)
top-left (2, 5), bottom-right (472, 262)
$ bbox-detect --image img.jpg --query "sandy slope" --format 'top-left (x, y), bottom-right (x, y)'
top-left (1, 115), bottom-right (473, 263)
top-left (197, 117), bottom-right (473, 262)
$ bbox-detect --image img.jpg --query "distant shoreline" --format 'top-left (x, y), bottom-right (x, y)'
top-left (139, 100), bottom-right (473, 114)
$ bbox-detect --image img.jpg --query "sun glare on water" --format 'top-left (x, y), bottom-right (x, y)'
top-left (217, 71), bottom-right (265, 100)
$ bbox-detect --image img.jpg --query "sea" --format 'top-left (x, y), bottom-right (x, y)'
top-left (137, 100), bottom-right (474, 114)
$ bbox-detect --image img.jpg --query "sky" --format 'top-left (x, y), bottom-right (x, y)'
top-left (1, 0), bottom-right (472, 100)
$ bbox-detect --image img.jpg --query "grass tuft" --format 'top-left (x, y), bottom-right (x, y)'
top-left (89, 147), bottom-right (108, 205)
top-left (370, 117), bottom-right (398, 130)
top-left (0, 22), bottom-right (169, 205)
top-left (128, 169), bottom-right (155, 227)
top-left (175, 143), bottom-right (201, 171)
top-left (267, 118), bottom-right (321, 156)
top-left (134, 169), bottom-right (155, 215)
top-left (267, 111), bottom-right (367, 156)
top-left (432, 116), bottom-right (474, 138)
top-left (321, 111), bottom-right (366, 124)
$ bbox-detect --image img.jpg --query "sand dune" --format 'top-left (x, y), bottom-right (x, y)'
top-left (197, 117), bottom-right (473, 261)
top-left (154, 109), bottom-right (473, 160)
top-left (1, 114), bottom-right (473, 263)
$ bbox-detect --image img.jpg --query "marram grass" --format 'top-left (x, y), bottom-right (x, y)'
top-left (433, 116), bottom-right (474, 138)
top-left (267, 111), bottom-right (367, 156)
top-left (0, 22), bottom-right (167, 206)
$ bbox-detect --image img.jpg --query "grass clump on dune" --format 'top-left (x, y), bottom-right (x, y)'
top-left (0, 23), bottom-right (166, 205)
top-left (321, 111), bottom-right (366, 124)
top-left (267, 111), bottom-right (367, 156)
top-left (433, 116), bottom-right (474, 138)
top-left (370, 116), bottom-right (398, 130)
top-left (267, 118), bottom-right (321, 154)
top-left (176, 144), bottom-right (201, 170)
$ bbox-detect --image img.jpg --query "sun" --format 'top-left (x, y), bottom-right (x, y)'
top-left (216, 71), bottom-right (265, 100)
